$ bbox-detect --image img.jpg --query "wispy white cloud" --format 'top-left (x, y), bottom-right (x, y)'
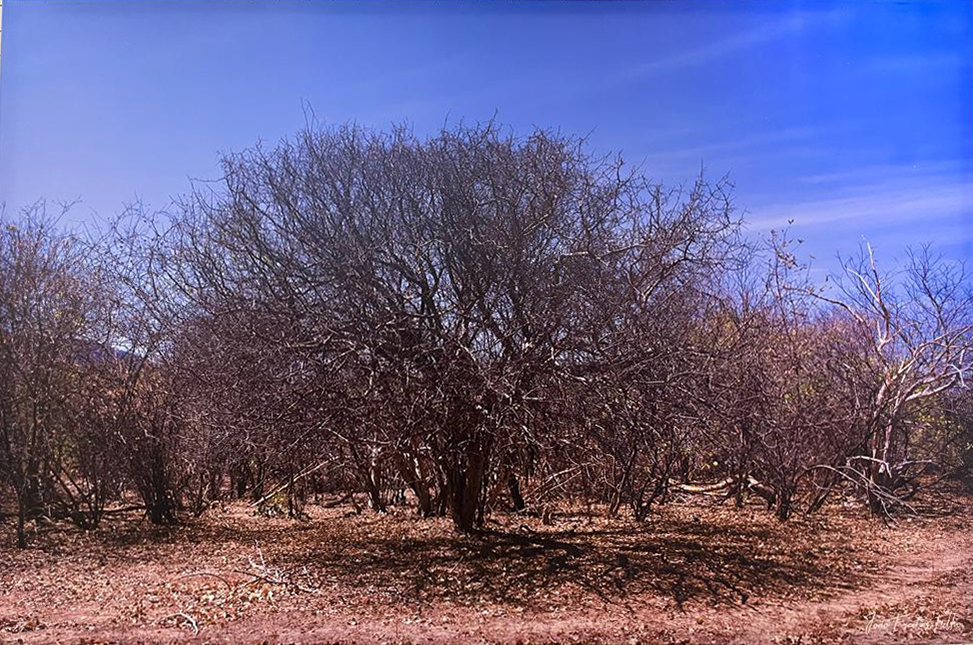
top-left (795, 160), bottom-right (970, 186)
top-left (863, 52), bottom-right (971, 75)
top-left (747, 168), bottom-right (973, 232)
top-left (618, 10), bottom-right (847, 80)
top-left (640, 126), bottom-right (820, 165)
top-left (631, 127), bottom-right (843, 182)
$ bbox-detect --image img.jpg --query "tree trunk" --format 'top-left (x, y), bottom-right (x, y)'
top-left (449, 444), bottom-right (487, 533)
top-left (507, 474), bottom-right (525, 511)
top-left (16, 493), bottom-right (26, 548)
top-left (866, 475), bottom-right (891, 515)
top-left (867, 421), bottom-right (895, 515)
top-left (395, 454), bottom-right (432, 517)
top-left (366, 448), bottom-right (385, 512)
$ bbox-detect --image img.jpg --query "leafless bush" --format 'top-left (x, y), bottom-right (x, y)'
top-left (1, 121), bottom-right (970, 546)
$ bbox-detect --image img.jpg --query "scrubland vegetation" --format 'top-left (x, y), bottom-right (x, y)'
top-left (1, 122), bottom-right (971, 643)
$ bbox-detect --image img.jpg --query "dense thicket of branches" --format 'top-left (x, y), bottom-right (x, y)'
top-left (1, 122), bottom-right (971, 545)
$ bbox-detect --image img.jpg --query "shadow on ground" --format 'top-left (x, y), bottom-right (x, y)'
top-left (271, 510), bottom-right (867, 608)
top-left (5, 503), bottom-right (871, 609)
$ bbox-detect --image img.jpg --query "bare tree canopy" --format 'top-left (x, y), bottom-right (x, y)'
top-left (1, 121), bottom-right (971, 546)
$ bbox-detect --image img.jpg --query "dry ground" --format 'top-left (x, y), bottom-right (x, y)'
top-left (0, 492), bottom-right (971, 644)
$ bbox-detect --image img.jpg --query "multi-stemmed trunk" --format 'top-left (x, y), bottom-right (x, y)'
top-left (447, 441), bottom-right (489, 533)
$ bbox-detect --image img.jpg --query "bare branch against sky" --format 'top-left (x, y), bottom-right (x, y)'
top-left (0, 5), bottom-right (972, 643)
top-left (0, 0), bottom-right (969, 277)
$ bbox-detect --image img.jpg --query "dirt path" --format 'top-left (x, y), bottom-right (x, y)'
top-left (715, 521), bottom-right (973, 644)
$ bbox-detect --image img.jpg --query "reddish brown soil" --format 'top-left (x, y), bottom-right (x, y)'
top-left (1, 494), bottom-right (971, 644)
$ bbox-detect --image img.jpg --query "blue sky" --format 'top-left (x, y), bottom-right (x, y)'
top-left (0, 0), bottom-right (970, 276)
